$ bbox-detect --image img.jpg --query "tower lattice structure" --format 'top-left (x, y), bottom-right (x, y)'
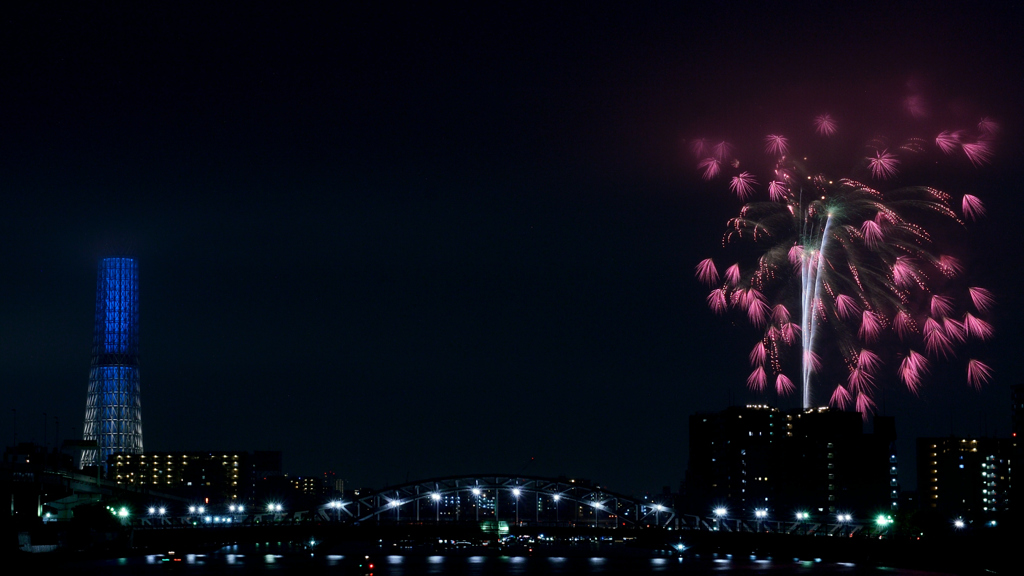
top-left (81, 257), bottom-right (142, 470)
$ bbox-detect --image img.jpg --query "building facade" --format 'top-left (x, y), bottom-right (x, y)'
top-left (686, 404), bottom-right (779, 511)
top-left (81, 257), bottom-right (142, 470)
top-left (916, 437), bottom-right (1012, 519)
top-left (108, 450), bottom-right (282, 506)
top-left (686, 405), bottom-right (898, 520)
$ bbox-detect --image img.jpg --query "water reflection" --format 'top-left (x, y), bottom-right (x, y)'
top-left (78, 545), bottom-right (899, 576)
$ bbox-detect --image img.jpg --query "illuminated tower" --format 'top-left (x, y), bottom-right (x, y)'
top-left (81, 257), bottom-right (142, 470)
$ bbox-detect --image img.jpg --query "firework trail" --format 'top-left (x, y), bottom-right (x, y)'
top-left (691, 107), bottom-right (996, 416)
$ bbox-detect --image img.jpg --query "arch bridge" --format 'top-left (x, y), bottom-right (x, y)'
top-left (319, 474), bottom-right (676, 528)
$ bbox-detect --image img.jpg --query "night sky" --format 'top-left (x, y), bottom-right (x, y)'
top-left (2, 3), bottom-right (1023, 496)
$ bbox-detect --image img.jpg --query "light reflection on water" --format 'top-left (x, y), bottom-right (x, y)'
top-left (59, 546), bottom-right (950, 575)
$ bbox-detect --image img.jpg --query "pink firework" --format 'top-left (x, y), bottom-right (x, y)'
top-left (930, 295), bottom-right (954, 318)
top-left (764, 134), bottom-right (789, 156)
top-left (893, 311), bottom-right (916, 339)
top-left (750, 341), bottom-right (767, 366)
top-left (977, 117), bottom-right (999, 135)
top-left (942, 318), bottom-right (966, 344)
top-left (772, 304), bottom-right (790, 324)
top-left (712, 141), bottom-right (733, 160)
top-left (961, 194), bottom-right (985, 220)
top-left (835, 294), bottom-right (859, 319)
top-left (891, 256), bottom-right (922, 288)
top-left (847, 367), bottom-right (875, 395)
top-left (923, 320), bottom-right (954, 358)
top-left (966, 359), bottom-right (993, 389)
top-left (698, 157), bottom-right (721, 180)
top-left (729, 172), bottom-right (758, 198)
top-left (706, 288), bottom-right (728, 313)
top-left (868, 150), bottom-right (900, 179)
top-left (935, 130), bottom-right (961, 155)
top-left (814, 113), bottom-right (837, 136)
top-left (747, 295), bottom-right (770, 327)
top-left (775, 373), bottom-right (795, 395)
top-left (695, 258), bottom-right (719, 286)
top-left (747, 366), bottom-right (768, 391)
top-left (690, 138), bottom-right (710, 157)
top-left (768, 180), bottom-right (788, 201)
top-left (724, 263), bottom-right (741, 285)
top-left (787, 245), bottom-right (803, 269)
top-left (936, 255), bottom-right (964, 277)
top-left (961, 140), bottom-right (993, 166)
top-left (857, 348), bottom-right (882, 371)
top-left (962, 313), bottom-right (993, 340)
top-left (694, 106), bottom-right (997, 416)
top-left (898, 350), bottom-right (929, 393)
top-left (968, 287), bottom-right (995, 313)
top-left (830, 385), bottom-right (852, 410)
top-left (860, 219), bottom-right (884, 248)
top-left (780, 322), bottom-right (799, 344)
top-left (855, 393), bottom-right (876, 415)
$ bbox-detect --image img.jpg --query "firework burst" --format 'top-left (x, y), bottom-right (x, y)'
top-left (691, 109), bottom-right (996, 416)
top-left (814, 114), bottom-right (838, 137)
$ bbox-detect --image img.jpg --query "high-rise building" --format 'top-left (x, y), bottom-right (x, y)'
top-left (686, 405), bottom-right (897, 518)
top-left (686, 404), bottom-right (780, 511)
top-left (81, 257), bottom-right (142, 470)
top-left (1011, 384), bottom-right (1022, 513)
top-left (917, 437), bottom-right (1012, 519)
top-left (110, 451), bottom-right (260, 505)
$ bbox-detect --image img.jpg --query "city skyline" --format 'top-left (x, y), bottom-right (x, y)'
top-left (2, 4), bottom-right (1022, 496)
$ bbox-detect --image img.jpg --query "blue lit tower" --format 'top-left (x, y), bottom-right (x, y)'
top-left (81, 257), bottom-right (142, 469)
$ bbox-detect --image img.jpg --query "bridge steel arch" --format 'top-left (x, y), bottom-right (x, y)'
top-left (322, 474), bottom-right (676, 528)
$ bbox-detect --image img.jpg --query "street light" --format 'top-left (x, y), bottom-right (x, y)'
top-left (512, 488), bottom-right (521, 525)
top-left (389, 498), bottom-right (401, 522)
top-left (328, 500), bottom-right (343, 521)
top-left (836, 513), bottom-right (851, 535)
top-left (431, 493), bottom-right (441, 523)
top-left (654, 504), bottom-right (665, 526)
top-left (876, 514), bottom-right (893, 537)
top-left (953, 518), bottom-right (965, 530)
top-left (713, 507), bottom-right (727, 531)
top-left (552, 493), bottom-right (561, 524)
top-left (755, 508), bottom-right (768, 531)
top-left (472, 488), bottom-right (482, 521)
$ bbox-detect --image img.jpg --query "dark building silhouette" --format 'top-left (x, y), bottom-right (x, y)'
top-left (81, 258), bottom-right (142, 470)
top-left (686, 404), bottom-right (779, 511)
top-left (686, 405), bottom-right (897, 520)
top-left (1011, 384), bottom-right (1022, 513)
top-left (108, 450), bottom-right (282, 508)
top-left (916, 437), bottom-right (1011, 519)
top-left (775, 409), bottom-right (898, 517)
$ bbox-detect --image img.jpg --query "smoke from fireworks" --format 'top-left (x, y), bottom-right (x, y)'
top-left (691, 102), bottom-right (996, 416)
